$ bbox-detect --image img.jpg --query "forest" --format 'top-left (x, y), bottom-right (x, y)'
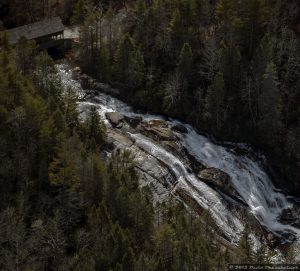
top-left (0, 0), bottom-right (299, 270)
top-left (75, 0), bottom-right (299, 195)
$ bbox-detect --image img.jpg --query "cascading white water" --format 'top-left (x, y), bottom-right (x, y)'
top-left (129, 132), bottom-right (244, 241)
top-left (56, 63), bottom-right (299, 243)
top-left (179, 126), bottom-right (300, 240)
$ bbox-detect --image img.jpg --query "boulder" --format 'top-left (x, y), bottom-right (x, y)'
top-left (140, 126), bottom-right (176, 141)
top-left (198, 167), bottom-right (231, 188)
top-left (171, 124), bottom-right (188, 134)
top-left (198, 167), bottom-right (243, 203)
top-left (105, 112), bottom-right (124, 126)
top-left (148, 119), bottom-right (168, 128)
top-left (150, 127), bottom-right (177, 141)
top-left (139, 120), bottom-right (177, 141)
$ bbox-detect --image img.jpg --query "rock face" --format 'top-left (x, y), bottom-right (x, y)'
top-left (104, 128), bottom-right (171, 203)
top-left (197, 167), bottom-right (244, 203)
top-left (105, 112), bottom-right (124, 126)
top-left (175, 188), bottom-right (205, 215)
top-left (139, 120), bottom-right (177, 141)
top-left (198, 167), bottom-right (231, 188)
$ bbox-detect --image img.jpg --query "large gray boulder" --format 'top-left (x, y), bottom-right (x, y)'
top-left (139, 119), bottom-right (177, 141)
top-left (198, 167), bottom-right (231, 188)
top-left (105, 112), bottom-right (124, 126)
top-left (197, 167), bottom-right (244, 204)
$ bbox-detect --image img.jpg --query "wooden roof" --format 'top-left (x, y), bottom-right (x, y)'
top-left (6, 17), bottom-right (64, 44)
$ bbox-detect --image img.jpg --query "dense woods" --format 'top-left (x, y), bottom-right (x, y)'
top-left (0, 0), bottom-right (300, 269)
top-left (73, 0), bottom-right (300, 195)
top-left (0, 33), bottom-right (267, 270)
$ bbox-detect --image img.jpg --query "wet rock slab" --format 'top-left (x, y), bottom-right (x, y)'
top-left (105, 112), bottom-right (124, 126)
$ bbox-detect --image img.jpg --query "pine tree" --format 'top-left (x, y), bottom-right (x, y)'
top-left (168, 9), bottom-right (184, 53)
top-left (114, 33), bottom-right (136, 85)
top-left (257, 62), bottom-right (283, 146)
top-left (178, 42), bottom-right (193, 88)
top-left (81, 106), bottom-right (106, 148)
top-left (153, 224), bottom-right (176, 269)
top-left (128, 48), bottom-right (145, 89)
top-left (199, 37), bottom-right (220, 84)
top-left (105, 5), bottom-right (116, 60)
top-left (49, 133), bottom-right (84, 189)
top-left (81, 152), bottom-right (105, 207)
top-left (204, 72), bottom-right (227, 133)
top-left (239, 0), bottom-right (270, 59)
top-left (71, 0), bottom-right (89, 24)
top-left (114, 33), bottom-right (144, 88)
top-left (215, 0), bottom-right (238, 23)
top-left (238, 226), bottom-right (254, 263)
top-left (15, 37), bottom-right (37, 75)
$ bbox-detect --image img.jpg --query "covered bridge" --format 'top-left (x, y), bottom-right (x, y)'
top-left (6, 17), bottom-right (65, 49)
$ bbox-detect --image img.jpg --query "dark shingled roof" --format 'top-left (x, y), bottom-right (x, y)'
top-left (6, 17), bottom-right (64, 44)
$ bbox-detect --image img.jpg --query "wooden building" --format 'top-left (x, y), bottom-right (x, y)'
top-left (6, 17), bottom-right (64, 46)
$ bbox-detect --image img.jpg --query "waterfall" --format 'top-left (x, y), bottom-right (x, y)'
top-left (56, 63), bottom-right (300, 244)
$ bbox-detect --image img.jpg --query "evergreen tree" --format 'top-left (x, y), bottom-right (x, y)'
top-left (128, 48), bottom-right (145, 89)
top-left (81, 106), bottom-right (106, 148)
top-left (71, 0), bottom-right (89, 24)
top-left (114, 33), bottom-right (136, 85)
top-left (178, 42), bottom-right (193, 88)
top-left (105, 5), bottom-right (116, 59)
top-left (204, 72), bottom-right (227, 132)
top-left (168, 9), bottom-right (185, 53)
top-left (49, 133), bottom-right (84, 189)
top-left (15, 37), bottom-right (37, 75)
top-left (238, 226), bottom-right (254, 263)
top-left (257, 62), bottom-right (283, 146)
top-left (114, 33), bottom-right (144, 88)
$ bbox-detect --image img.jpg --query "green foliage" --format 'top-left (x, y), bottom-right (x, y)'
top-left (204, 72), bottom-right (226, 132)
top-left (2, 0), bottom-right (300, 269)
top-left (237, 226), bottom-right (254, 263)
top-left (113, 33), bottom-right (145, 89)
top-left (114, 33), bottom-right (135, 82)
top-left (71, 0), bottom-right (90, 24)
top-left (257, 62), bottom-right (283, 146)
top-left (178, 42), bottom-right (193, 88)
top-left (15, 37), bottom-right (37, 75)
